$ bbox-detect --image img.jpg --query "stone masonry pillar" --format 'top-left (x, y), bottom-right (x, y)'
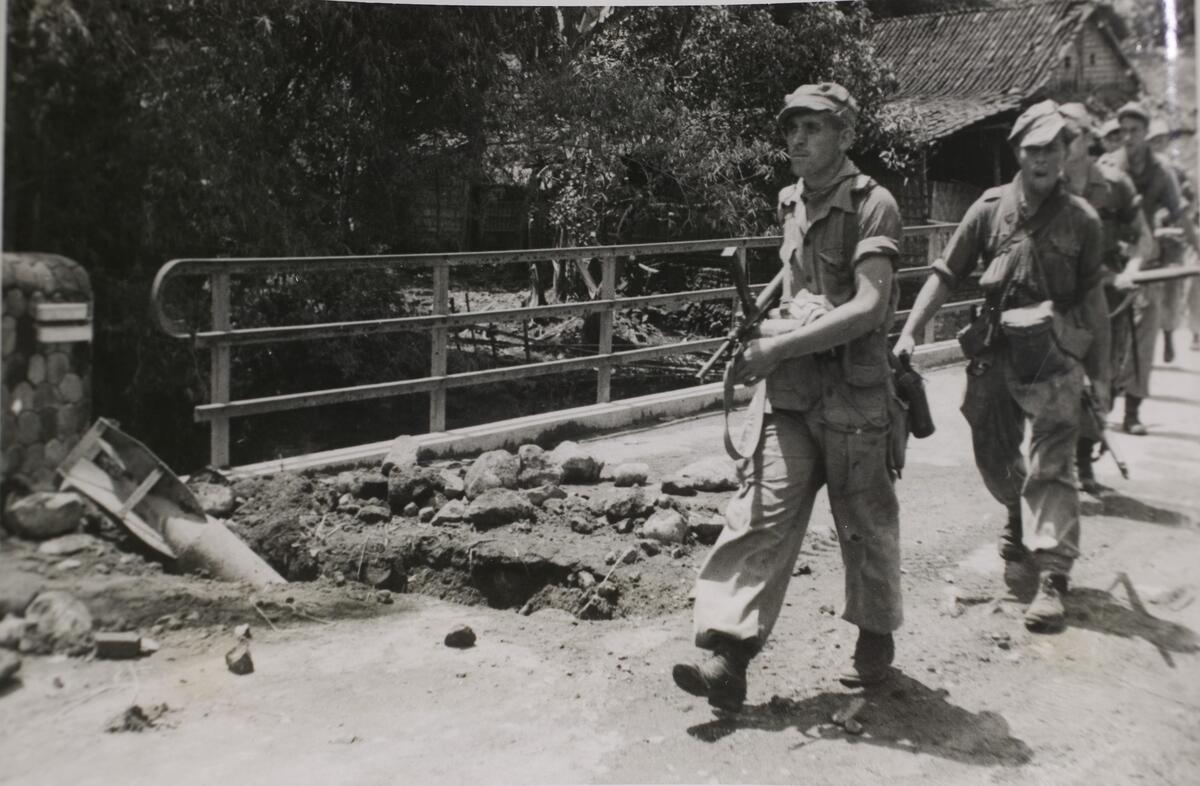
top-left (2, 253), bottom-right (93, 492)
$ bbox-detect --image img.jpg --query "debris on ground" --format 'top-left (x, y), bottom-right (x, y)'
top-left (225, 640), bottom-right (254, 675)
top-left (36, 533), bottom-right (99, 557)
top-left (21, 591), bottom-right (93, 655)
top-left (444, 624), bottom-right (477, 648)
top-left (94, 631), bottom-right (143, 660)
top-left (0, 573), bottom-right (45, 618)
top-left (0, 650), bottom-right (21, 685)
top-left (105, 703), bottom-right (171, 733)
top-left (661, 457), bottom-right (738, 495)
top-left (233, 624), bottom-right (251, 639)
top-left (3, 491), bottom-right (86, 540)
top-left (639, 509), bottom-right (687, 544)
top-left (600, 462), bottom-right (650, 487)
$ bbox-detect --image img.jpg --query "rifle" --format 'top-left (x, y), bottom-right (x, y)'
top-left (695, 263), bottom-right (785, 380)
top-left (1082, 386), bottom-right (1129, 479)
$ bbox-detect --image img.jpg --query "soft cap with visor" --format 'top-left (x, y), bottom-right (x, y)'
top-left (776, 82), bottom-right (858, 129)
top-left (1008, 100), bottom-right (1075, 148)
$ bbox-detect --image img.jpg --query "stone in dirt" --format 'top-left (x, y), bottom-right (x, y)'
top-left (600, 462), bottom-right (650, 487)
top-left (105, 703), bottom-right (171, 733)
top-left (94, 631), bottom-right (143, 660)
top-left (4, 491), bottom-right (85, 540)
top-left (688, 512), bottom-right (727, 545)
top-left (352, 472), bottom-right (389, 501)
top-left (356, 505), bottom-right (390, 524)
top-left (0, 573), bottom-right (45, 617)
top-left (569, 515), bottom-right (602, 535)
top-left (439, 469), bottom-right (466, 501)
top-left (190, 481), bottom-right (237, 517)
top-left (21, 591), bottom-right (94, 656)
top-left (638, 539), bottom-right (662, 557)
top-left (387, 465), bottom-right (443, 511)
top-left (0, 615), bottom-right (31, 650)
top-left (638, 509), bottom-right (688, 544)
top-left (380, 435), bottom-right (421, 476)
top-left (548, 441), bottom-right (602, 484)
top-left (662, 456), bottom-right (739, 495)
top-left (225, 640), bottom-right (254, 675)
top-left (444, 624), bottom-right (476, 648)
top-left (465, 489), bottom-right (536, 529)
top-left (463, 450), bottom-right (521, 500)
top-left (402, 501), bottom-right (419, 517)
top-left (419, 506), bottom-right (435, 523)
top-left (524, 484), bottom-right (567, 507)
top-left (0, 650), bottom-right (20, 685)
top-left (516, 444), bottom-right (564, 488)
top-left (432, 500), bottom-right (467, 525)
top-left (599, 487), bottom-right (653, 523)
top-left (233, 624), bottom-right (252, 639)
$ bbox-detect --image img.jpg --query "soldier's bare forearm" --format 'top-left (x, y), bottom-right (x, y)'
top-left (900, 274), bottom-right (952, 339)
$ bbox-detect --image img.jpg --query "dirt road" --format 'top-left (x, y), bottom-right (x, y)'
top-left (3, 347), bottom-right (1199, 786)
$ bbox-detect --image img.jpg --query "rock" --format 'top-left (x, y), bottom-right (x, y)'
top-left (94, 632), bottom-right (143, 660)
top-left (380, 435), bottom-right (421, 475)
top-left (439, 469), bottom-right (466, 500)
top-left (0, 615), bottom-right (31, 650)
top-left (34, 534), bottom-right (96, 560)
top-left (543, 498), bottom-right (564, 514)
top-left (444, 624), bottom-right (476, 648)
top-left (337, 494), bottom-right (358, 513)
top-left (352, 472), bottom-right (389, 501)
top-left (638, 509), bottom-right (688, 544)
top-left (605, 548), bottom-right (640, 566)
top-left (22, 591), bottom-right (94, 655)
top-left (225, 641), bottom-right (254, 675)
top-left (466, 489), bottom-right (537, 529)
top-left (140, 638), bottom-right (161, 655)
top-left (233, 624), bottom-right (251, 639)
top-left (524, 484), bottom-right (567, 507)
top-left (191, 482), bottom-right (237, 517)
top-left (575, 571), bottom-right (597, 590)
top-left (569, 515), bottom-right (602, 535)
top-left (638, 539), bottom-right (662, 557)
top-left (4, 491), bottom-right (85, 539)
top-left (335, 471), bottom-right (358, 495)
top-left (106, 703), bottom-right (170, 733)
top-left (516, 444), bottom-right (564, 488)
top-left (548, 441), bottom-right (601, 484)
top-left (387, 465), bottom-right (442, 511)
top-left (402, 501), bottom-right (419, 517)
top-left (614, 517), bottom-right (636, 534)
top-left (55, 559), bottom-right (83, 571)
top-left (464, 450), bottom-right (521, 499)
top-left (600, 487), bottom-right (653, 523)
top-left (0, 650), bottom-right (20, 685)
top-left (0, 573), bottom-right (44, 617)
top-left (662, 457), bottom-right (739, 495)
top-left (419, 506), bottom-right (435, 523)
top-left (356, 505), bottom-right (390, 524)
top-left (670, 546), bottom-right (687, 559)
top-left (688, 512), bottom-right (727, 545)
top-left (601, 462), bottom-right (650, 487)
top-left (432, 500), bottom-right (467, 525)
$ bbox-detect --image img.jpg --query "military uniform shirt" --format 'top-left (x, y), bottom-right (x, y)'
top-left (1070, 160), bottom-right (1140, 273)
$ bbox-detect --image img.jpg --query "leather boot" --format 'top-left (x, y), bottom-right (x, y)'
top-left (1076, 439), bottom-right (1103, 497)
top-left (672, 641), bottom-right (752, 712)
top-left (838, 629), bottom-right (895, 687)
top-left (1025, 572), bottom-right (1069, 633)
top-left (999, 506), bottom-right (1027, 562)
top-left (1123, 396), bottom-right (1147, 436)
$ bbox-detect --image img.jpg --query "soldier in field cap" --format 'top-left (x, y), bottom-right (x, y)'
top-left (897, 100), bottom-right (1110, 633)
top-left (673, 81), bottom-right (907, 713)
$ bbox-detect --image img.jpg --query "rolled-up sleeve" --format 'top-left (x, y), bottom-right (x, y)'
top-left (853, 188), bottom-right (902, 268)
top-left (931, 199), bottom-right (988, 288)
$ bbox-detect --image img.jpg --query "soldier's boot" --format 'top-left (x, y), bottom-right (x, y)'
top-left (672, 640), bottom-right (752, 712)
top-left (1024, 572), bottom-right (1069, 633)
top-left (1076, 439), bottom-right (1103, 497)
top-left (1123, 396), bottom-right (1148, 436)
top-left (1191, 332), bottom-right (1200, 351)
top-left (1164, 331), bottom-right (1175, 363)
top-left (838, 629), bottom-right (895, 687)
top-left (999, 505), bottom-right (1027, 562)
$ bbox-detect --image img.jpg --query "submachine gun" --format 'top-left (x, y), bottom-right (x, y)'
top-left (1082, 386), bottom-right (1129, 479)
top-left (695, 261), bottom-right (785, 380)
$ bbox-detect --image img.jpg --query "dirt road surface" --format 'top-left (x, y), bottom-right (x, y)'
top-left (3, 346), bottom-right (1199, 786)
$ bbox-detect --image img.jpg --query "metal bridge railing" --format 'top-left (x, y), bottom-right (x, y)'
top-left (151, 224), bottom-right (973, 467)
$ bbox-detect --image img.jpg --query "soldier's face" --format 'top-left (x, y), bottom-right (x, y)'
top-left (783, 111), bottom-right (852, 181)
top-left (1017, 137), bottom-right (1067, 195)
top-left (1102, 131), bottom-right (1123, 153)
top-left (1121, 117), bottom-right (1149, 154)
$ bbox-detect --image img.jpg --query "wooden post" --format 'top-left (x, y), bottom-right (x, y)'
top-left (429, 264), bottom-right (450, 432)
top-left (596, 255), bottom-right (615, 403)
top-left (209, 272), bottom-right (231, 467)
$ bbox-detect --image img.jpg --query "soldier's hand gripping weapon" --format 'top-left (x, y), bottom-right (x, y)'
top-left (695, 262), bottom-right (785, 380)
top-left (1082, 386), bottom-right (1129, 479)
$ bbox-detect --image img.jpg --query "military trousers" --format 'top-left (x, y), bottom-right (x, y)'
top-left (1158, 243), bottom-right (1188, 332)
top-left (1116, 288), bottom-right (1160, 399)
top-left (962, 351), bottom-right (1083, 574)
top-left (1080, 287), bottom-right (1132, 442)
top-left (692, 407), bottom-right (903, 654)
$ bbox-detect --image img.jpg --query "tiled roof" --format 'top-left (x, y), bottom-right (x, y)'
top-left (872, 1), bottom-right (1096, 141)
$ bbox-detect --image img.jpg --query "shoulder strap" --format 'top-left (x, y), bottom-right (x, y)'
top-left (991, 185), bottom-right (1069, 308)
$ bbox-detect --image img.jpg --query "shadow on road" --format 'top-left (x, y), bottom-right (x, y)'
top-left (1081, 493), bottom-right (1195, 528)
top-left (1146, 394), bottom-right (1200, 409)
top-left (1066, 575), bottom-right (1200, 667)
top-left (686, 671), bottom-right (1033, 767)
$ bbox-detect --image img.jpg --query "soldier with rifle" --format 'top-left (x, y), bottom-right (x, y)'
top-left (672, 82), bottom-right (906, 713)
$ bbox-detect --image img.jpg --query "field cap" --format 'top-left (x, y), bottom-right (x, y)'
top-left (1099, 118), bottom-right (1122, 138)
top-left (1116, 101), bottom-right (1151, 124)
top-left (777, 82), bottom-right (858, 128)
top-left (1147, 118), bottom-right (1170, 140)
top-left (1008, 100), bottom-right (1071, 148)
top-left (1058, 102), bottom-right (1095, 135)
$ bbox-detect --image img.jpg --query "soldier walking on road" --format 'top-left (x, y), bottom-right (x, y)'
top-left (673, 83), bottom-right (906, 713)
top-left (1145, 118), bottom-right (1195, 364)
top-left (1101, 102), bottom-right (1200, 434)
top-left (1058, 103), bottom-right (1153, 495)
top-left (895, 101), bottom-right (1110, 633)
